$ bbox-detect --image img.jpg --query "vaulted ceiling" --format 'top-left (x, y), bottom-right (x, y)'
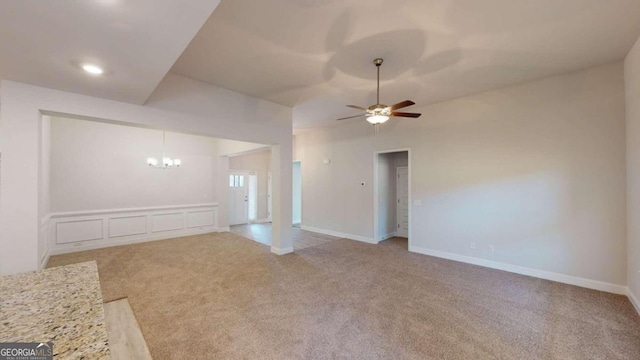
top-left (171, 0), bottom-right (640, 129)
top-left (1, 1), bottom-right (640, 129)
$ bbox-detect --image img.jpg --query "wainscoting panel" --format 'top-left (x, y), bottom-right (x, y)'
top-left (48, 203), bottom-right (222, 256)
top-left (151, 213), bottom-right (184, 233)
top-left (56, 219), bottom-right (104, 244)
top-left (109, 215), bottom-right (147, 238)
top-left (187, 210), bottom-right (215, 228)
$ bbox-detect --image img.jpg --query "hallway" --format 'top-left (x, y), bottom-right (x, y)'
top-left (230, 223), bottom-right (340, 251)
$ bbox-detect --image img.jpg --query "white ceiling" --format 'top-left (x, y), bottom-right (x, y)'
top-left (0, 0), bottom-right (220, 104)
top-left (171, 0), bottom-right (640, 129)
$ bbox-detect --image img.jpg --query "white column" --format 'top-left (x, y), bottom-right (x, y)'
top-left (0, 95), bottom-right (41, 275)
top-left (216, 155), bottom-right (230, 230)
top-left (270, 143), bottom-right (293, 254)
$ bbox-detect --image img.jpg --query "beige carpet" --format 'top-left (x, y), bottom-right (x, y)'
top-left (47, 232), bottom-right (640, 359)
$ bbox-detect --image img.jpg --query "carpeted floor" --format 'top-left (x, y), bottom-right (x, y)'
top-left (47, 232), bottom-right (640, 359)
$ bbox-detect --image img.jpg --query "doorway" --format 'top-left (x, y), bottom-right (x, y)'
top-left (374, 149), bottom-right (410, 248)
top-left (292, 161), bottom-right (302, 226)
top-left (228, 171), bottom-right (249, 225)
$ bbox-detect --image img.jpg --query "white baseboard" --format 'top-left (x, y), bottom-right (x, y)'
top-left (40, 249), bottom-right (51, 269)
top-left (50, 227), bottom-right (226, 256)
top-left (300, 225), bottom-right (376, 244)
top-left (271, 246), bottom-right (294, 255)
top-left (251, 218), bottom-right (271, 224)
top-left (217, 226), bottom-right (231, 232)
top-left (379, 232), bottom-right (397, 241)
top-left (628, 288), bottom-right (640, 316)
top-left (409, 245), bottom-right (627, 295)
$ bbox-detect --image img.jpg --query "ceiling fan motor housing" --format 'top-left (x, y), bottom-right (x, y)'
top-left (336, 57), bottom-right (421, 122)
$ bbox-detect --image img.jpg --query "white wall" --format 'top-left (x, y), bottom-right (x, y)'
top-left (296, 62), bottom-right (627, 288)
top-left (146, 72), bottom-right (291, 132)
top-left (0, 73), bottom-right (293, 275)
top-left (625, 35), bottom-right (640, 308)
top-left (50, 117), bottom-right (218, 212)
top-left (297, 125), bottom-right (375, 239)
top-left (218, 138), bottom-right (269, 157)
top-left (229, 150), bottom-right (271, 221)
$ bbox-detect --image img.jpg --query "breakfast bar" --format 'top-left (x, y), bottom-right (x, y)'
top-left (0, 261), bottom-right (110, 359)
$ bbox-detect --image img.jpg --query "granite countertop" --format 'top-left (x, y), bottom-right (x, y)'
top-left (0, 261), bottom-right (110, 359)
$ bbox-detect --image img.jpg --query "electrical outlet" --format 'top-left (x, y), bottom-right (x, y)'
top-left (489, 245), bottom-right (495, 252)
top-left (470, 242), bottom-right (476, 249)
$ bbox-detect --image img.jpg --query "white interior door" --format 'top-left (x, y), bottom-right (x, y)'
top-left (228, 171), bottom-right (249, 225)
top-left (396, 166), bottom-right (409, 238)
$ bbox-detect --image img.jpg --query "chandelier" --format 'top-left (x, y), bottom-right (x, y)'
top-left (146, 131), bottom-right (181, 169)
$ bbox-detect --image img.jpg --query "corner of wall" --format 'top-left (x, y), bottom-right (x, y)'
top-left (625, 33), bottom-right (640, 315)
top-left (628, 287), bottom-right (640, 316)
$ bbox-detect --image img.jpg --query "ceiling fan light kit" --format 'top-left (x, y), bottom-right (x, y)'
top-left (338, 58), bottom-right (421, 125)
top-left (367, 114), bottom-right (390, 125)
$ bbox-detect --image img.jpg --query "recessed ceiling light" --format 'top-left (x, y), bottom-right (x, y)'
top-left (82, 64), bottom-right (103, 75)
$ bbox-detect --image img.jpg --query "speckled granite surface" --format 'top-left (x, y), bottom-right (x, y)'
top-left (0, 261), bottom-right (110, 359)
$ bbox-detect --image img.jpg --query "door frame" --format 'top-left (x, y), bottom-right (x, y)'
top-left (396, 166), bottom-right (409, 238)
top-left (373, 148), bottom-right (411, 248)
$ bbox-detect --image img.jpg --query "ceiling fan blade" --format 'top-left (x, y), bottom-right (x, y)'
top-left (389, 100), bottom-right (415, 111)
top-left (391, 111), bottom-right (421, 118)
top-left (337, 114), bottom-right (366, 121)
top-left (346, 105), bottom-right (368, 111)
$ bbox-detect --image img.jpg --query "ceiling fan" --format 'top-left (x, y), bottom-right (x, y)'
top-left (338, 58), bottom-right (421, 125)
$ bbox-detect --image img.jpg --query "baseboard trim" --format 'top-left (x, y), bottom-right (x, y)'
top-left (628, 288), bottom-right (640, 316)
top-left (40, 249), bottom-right (51, 270)
top-left (409, 245), bottom-right (627, 295)
top-left (50, 228), bottom-right (227, 256)
top-left (217, 226), bottom-right (231, 232)
top-left (300, 225), bottom-right (376, 244)
top-left (379, 232), bottom-right (397, 241)
top-left (271, 246), bottom-right (294, 255)
top-left (251, 219), bottom-right (271, 224)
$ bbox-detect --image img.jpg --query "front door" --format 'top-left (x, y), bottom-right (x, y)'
top-left (396, 166), bottom-right (409, 238)
top-left (229, 171), bottom-right (249, 225)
